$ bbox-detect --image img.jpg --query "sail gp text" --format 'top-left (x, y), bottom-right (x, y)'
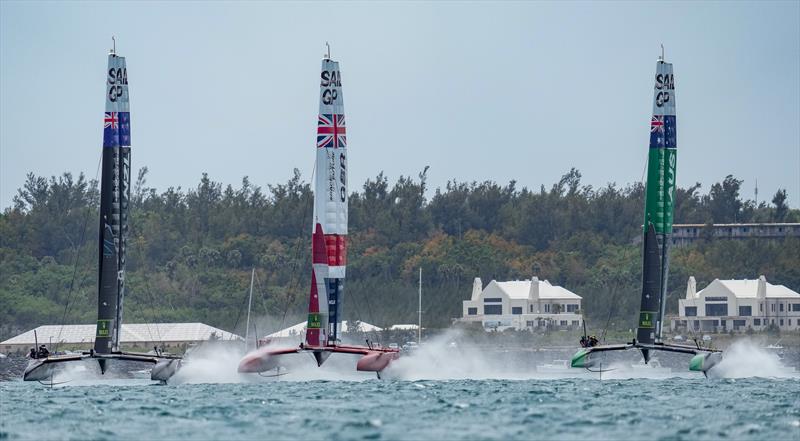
top-left (654, 73), bottom-right (674, 108)
top-left (320, 70), bottom-right (341, 105)
top-left (108, 67), bottom-right (128, 102)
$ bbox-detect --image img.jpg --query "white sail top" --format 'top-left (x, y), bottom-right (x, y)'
top-left (314, 58), bottom-right (348, 278)
top-left (652, 61), bottom-right (675, 117)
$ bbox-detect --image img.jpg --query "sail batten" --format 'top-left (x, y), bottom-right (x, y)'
top-left (306, 57), bottom-right (348, 350)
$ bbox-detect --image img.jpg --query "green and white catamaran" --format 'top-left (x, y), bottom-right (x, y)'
top-left (570, 49), bottom-right (722, 376)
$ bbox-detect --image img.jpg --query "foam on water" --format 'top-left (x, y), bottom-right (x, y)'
top-left (710, 339), bottom-right (798, 379)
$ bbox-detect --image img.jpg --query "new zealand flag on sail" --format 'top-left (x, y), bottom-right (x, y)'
top-left (103, 112), bottom-right (131, 147)
top-left (649, 115), bottom-right (676, 149)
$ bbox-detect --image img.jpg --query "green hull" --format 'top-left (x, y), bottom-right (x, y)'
top-left (570, 349), bottom-right (590, 368)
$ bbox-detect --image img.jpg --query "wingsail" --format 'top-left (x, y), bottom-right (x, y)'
top-left (95, 51), bottom-right (131, 357)
top-left (307, 57), bottom-right (348, 350)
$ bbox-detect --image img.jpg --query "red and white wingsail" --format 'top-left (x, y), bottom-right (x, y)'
top-left (306, 57), bottom-right (348, 348)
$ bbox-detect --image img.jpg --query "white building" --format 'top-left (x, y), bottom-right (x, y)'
top-left (671, 275), bottom-right (800, 333)
top-left (460, 277), bottom-right (583, 331)
top-left (264, 320), bottom-right (382, 340)
top-left (1, 323), bottom-right (239, 353)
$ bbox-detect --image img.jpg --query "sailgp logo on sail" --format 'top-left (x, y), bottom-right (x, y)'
top-left (107, 67), bottom-right (128, 102)
top-left (320, 69), bottom-right (341, 105)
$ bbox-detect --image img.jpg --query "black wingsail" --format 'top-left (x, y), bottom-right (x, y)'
top-left (93, 51), bottom-right (131, 365)
top-left (636, 223), bottom-right (662, 363)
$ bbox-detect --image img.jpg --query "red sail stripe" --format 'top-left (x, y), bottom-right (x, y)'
top-left (324, 234), bottom-right (347, 266)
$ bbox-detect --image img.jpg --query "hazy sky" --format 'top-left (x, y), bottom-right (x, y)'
top-left (2, 1), bottom-right (799, 209)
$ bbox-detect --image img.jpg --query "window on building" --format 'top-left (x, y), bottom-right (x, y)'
top-left (733, 320), bottom-right (746, 329)
top-left (544, 304), bottom-right (551, 313)
top-left (484, 298), bottom-right (502, 303)
top-left (685, 307), bottom-right (697, 317)
top-left (693, 320), bottom-right (700, 330)
top-left (572, 321), bottom-right (579, 326)
top-left (530, 305), bottom-right (534, 313)
top-left (780, 319), bottom-right (784, 326)
top-left (484, 305), bottom-right (502, 315)
top-left (754, 318), bottom-right (761, 326)
top-left (760, 304), bottom-right (763, 312)
top-left (705, 304), bottom-right (728, 317)
top-left (780, 303), bottom-right (784, 312)
top-left (526, 321), bottom-right (535, 327)
top-left (566, 304), bottom-right (579, 313)
top-left (468, 307), bottom-right (477, 316)
top-left (512, 307), bottom-right (522, 315)
top-left (559, 320), bottom-right (567, 326)
top-left (793, 304), bottom-right (800, 312)
top-left (738, 306), bottom-right (752, 316)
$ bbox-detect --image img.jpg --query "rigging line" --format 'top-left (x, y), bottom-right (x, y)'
top-left (229, 274), bottom-right (254, 342)
top-left (253, 270), bottom-right (273, 336)
top-left (54, 155), bottom-right (103, 353)
top-left (278, 161), bottom-right (316, 332)
top-left (131, 237), bottom-right (161, 345)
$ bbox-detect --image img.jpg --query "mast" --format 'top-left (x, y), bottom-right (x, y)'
top-left (94, 42), bottom-right (131, 357)
top-left (245, 268), bottom-right (255, 350)
top-left (642, 49), bottom-right (676, 344)
top-left (418, 267), bottom-right (422, 345)
top-left (306, 47), bottom-right (347, 357)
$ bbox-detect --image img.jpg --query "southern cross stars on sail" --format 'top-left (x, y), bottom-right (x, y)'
top-left (649, 115), bottom-right (676, 149)
top-left (103, 111), bottom-right (131, 148)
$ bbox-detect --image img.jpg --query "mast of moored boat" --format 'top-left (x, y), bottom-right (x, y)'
top-left (245, 267), bottom-right (255, 350)
top-left (418, 268), bottom-right (422, 345)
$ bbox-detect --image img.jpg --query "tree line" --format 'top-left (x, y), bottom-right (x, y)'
top-left (1, 167), bottom-right (797, 340)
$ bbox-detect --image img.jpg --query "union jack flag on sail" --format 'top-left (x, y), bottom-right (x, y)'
top-left (104, 112), bottom-right (118, 129)
top-left (650, 115), bottom-right (664, 133)
top-left (317, 114), bottom-right (346, 148)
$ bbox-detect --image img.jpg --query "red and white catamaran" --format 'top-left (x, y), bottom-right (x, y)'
top-left (238, 49), bottom-right (399, 378)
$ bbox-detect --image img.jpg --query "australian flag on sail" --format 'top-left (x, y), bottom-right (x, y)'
top-left (649, 115), bottom-right (676, 149)
top-left (103, 112), bottom-right (131, 148)
top-left (317, 114), bottom-right (346, 148)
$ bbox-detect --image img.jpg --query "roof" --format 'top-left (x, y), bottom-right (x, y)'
top-left (713, 279), bottom-right (800, 299)
top-left (1, 323), bottom-right (240, 346)
top-left (495, 280), bottom-right (582, 300)
top-left (389, 324), bottom-right (420, 330)
top-left (266, 320), bottom-right (382, 338)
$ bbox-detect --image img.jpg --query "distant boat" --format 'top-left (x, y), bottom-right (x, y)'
top-left (23, 41), bottom-right (182, 383)
top-left (570, 48), bottom-right (722, 376)
top-left (238, 46), bottom-right (399, 378)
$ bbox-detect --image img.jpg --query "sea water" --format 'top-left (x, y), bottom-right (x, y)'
top-left (1, 377), bottom-right (799, 440)
top-left (1, 338), bottom-right (799, 440)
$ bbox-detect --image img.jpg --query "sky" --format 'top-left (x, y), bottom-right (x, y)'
top-left (1, 1), bottom-right (799, 209)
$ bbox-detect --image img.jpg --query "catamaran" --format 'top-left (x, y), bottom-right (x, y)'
top-left (237, 48), bottom-right (399, 378)
top-left (570, 49), bottom-right (722, 376)
top-left (23, 42), bottom-right (182, 383)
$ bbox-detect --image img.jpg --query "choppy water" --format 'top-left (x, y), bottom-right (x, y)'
top-left (2, 377), bottom-right (799, 441)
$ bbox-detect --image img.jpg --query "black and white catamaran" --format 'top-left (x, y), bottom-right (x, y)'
top-left (23, 42), bottom-right (182, 383)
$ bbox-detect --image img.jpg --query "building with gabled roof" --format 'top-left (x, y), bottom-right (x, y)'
top-left (671, 275), bottom-right (800, 333)
top-left (459, 277), bottom-right (583, 331)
